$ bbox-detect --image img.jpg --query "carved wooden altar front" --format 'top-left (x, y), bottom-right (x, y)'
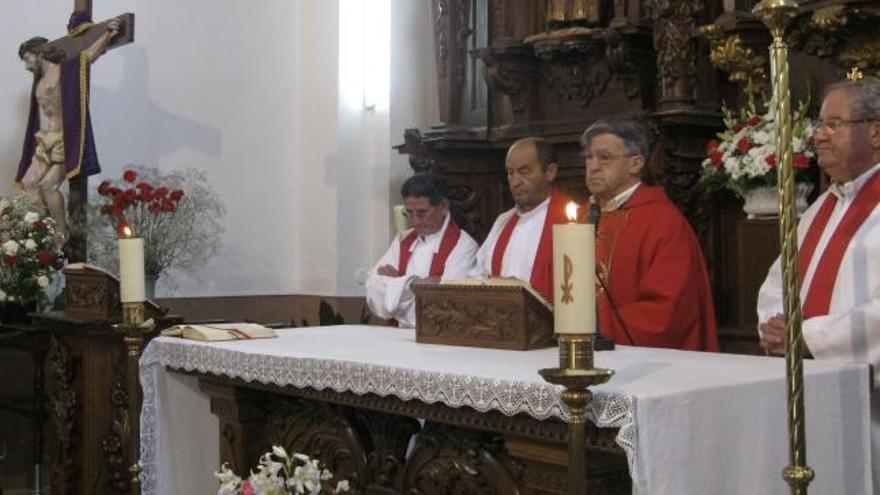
top-left (397, 0), bottom-right (878, 353)
top-left (35, 301), bottom-right (179, 494)
top-left (196, 374), bottom-right (630, 495)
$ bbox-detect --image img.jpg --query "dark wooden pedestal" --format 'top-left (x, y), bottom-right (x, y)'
top-left (194, 374), bottom-right (631, 495)
top-left (33, 312), bottom-right (177, 495)
top-left (0, 323), bottom-right (49, 494)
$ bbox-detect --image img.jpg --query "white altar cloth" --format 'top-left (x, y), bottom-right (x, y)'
top-left (140, 325), bottom-right (872, 495)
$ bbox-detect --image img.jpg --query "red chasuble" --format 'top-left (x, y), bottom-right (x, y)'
top-left (593, 185), bottom-right (719, 351)
top-left (491, 188), bottom-right (571, 302)
top-left (799, 171), bottom-right (880, 318)
top-left (397, 218), bottom-right (462, 276)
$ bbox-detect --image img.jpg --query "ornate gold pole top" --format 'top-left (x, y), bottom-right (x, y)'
top-left (847, 66), bottom-right (864, 81)
top-left (752, 0), bottom-right (799, 35)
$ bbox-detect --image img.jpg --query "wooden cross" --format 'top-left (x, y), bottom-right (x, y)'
top-left (46, 1), bottom-right (135, 263)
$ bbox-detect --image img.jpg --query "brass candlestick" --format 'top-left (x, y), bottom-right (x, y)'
top-left (116, 301), bottom-right (153, 495)
top-left (752, 1), bottom-right (815, 493)
top-left (539, 334), bottom-right (613, 495)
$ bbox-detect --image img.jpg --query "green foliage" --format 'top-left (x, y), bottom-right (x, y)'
top-left (292, 300), bottom-right (372, 327)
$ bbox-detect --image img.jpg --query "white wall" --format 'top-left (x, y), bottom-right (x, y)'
top-left (0, 0), bottom-right (437, 298)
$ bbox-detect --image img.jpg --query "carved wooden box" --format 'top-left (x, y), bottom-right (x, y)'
top-left (63, 265), bottom-right (121, 320)
top-left (412, 280), bottom-right (554, 350)
top-left (63, 264), bottom-right (165, 321)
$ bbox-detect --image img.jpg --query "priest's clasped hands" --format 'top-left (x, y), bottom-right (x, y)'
top-left (758, 313), bottom-right (786, 355)
top-left (759, 313), bottom-right (812, 358)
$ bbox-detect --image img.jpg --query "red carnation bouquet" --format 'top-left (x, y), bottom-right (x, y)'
top-left (98, 169), bottom-right (185, 239)
top-left (90, 166), bottom-right (225, 284)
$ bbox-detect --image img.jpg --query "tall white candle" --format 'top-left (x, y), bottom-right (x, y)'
top-left (552, 202), bottom-right (595, 334)
top-left (119, 236), bottom-right (146, 302)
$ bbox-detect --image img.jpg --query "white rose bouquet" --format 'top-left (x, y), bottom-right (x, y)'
top-left (0, 194), bottom-right (65, 310)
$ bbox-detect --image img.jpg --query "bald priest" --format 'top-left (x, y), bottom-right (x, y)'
top-left (469, 137), bottom-right (571, 302)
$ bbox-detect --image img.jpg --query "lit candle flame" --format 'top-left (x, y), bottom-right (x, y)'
top-left (122, 225), bottom-right (132, 238)
top-left (565, 202), bottom-right (578, 222)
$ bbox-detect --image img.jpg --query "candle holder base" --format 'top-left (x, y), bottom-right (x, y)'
top-left (540, 333), bottom-right (613, 495)
top-left (538, 367), bottom-right (614, 390)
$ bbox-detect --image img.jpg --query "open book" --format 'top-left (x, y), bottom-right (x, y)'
top-left (161, 323), bottom-right (277, 341)
top-left (439, 277), bottom-right (552, 310)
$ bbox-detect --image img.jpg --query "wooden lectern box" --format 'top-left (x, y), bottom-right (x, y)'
top-left (63, 264), bottom-right (164, 320)
top-left (412, 279), bottom-right (555, 350)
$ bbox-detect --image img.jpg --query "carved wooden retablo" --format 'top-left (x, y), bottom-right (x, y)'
top-left (412, 280), bottom-right (554, 350)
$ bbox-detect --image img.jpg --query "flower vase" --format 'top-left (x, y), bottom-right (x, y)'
top-left (742, 183), bottom-right (813, 219)
top-left (145, 274), bottom-right (159, 301)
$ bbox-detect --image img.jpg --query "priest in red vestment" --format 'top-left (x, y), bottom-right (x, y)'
top-left (581, 117), bottom-right (719, 351)
top-left (756, 78), bottom-right (880, 494)
top-left (470, 137), bottom-right (571, 302)
top-left (366, 173), bottom-right (478, 327)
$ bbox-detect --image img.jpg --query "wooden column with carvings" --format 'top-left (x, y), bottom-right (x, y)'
top-left (35, 306), bottom-right (177, 495)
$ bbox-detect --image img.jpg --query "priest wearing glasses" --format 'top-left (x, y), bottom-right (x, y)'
top-left (757, 78), bottom-right (880, 493)
top-left (366, 172), bottom-right (478, 328)
top-left (582, 117), bottom-right (718, 351)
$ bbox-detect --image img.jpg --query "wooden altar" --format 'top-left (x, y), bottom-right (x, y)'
top-left (197, 377), bottom-right (629, 495)
top-left (395, 0), bottom-right (880, 353)
top-left (140, 326), bottom-right (872, 495)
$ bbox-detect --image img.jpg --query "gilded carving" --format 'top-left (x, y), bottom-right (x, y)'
top-left (838, 33), bottom-right (880, 75)
top-left (787, 3), bottom-right (880, 74)
top-left (810, 5), bottom-right (846, 32)
top-left (699, 30), bottom-right (766, 92)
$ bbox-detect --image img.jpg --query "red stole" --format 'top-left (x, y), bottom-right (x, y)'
top-left (397, 218), bottom-right (463, 276)
top-left (800, 171), bottom-right (880, 318)
top-left (490, 188), bottom-right (570, 301)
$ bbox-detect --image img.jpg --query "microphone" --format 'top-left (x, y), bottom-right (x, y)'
top-left (589, 202), bottom-right (636, 348)
top-left (588, 202), bottom-right (601, 225)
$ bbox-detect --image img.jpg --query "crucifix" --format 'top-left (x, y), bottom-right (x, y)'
top-left (18, 4), bottom-right (135, 495)
top-left (18, 0), bottom-right (135, 264)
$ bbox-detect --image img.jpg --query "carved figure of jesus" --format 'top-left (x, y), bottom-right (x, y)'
top-left (16, 16), bottom-right (119, 239)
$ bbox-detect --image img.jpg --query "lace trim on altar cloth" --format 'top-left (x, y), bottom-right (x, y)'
top-left (139, 340), bottom-right (638, 495)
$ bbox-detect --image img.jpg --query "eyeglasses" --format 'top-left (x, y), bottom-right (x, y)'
top-left (405, 207), bottom-right (439, 221)
top-left (582, 152), bottom-right (637, 166)
top-left (814, 118), bottom-right (876, 134)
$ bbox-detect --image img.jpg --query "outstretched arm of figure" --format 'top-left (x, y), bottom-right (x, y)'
top-left (84, 18), bottom-right (120, 63)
